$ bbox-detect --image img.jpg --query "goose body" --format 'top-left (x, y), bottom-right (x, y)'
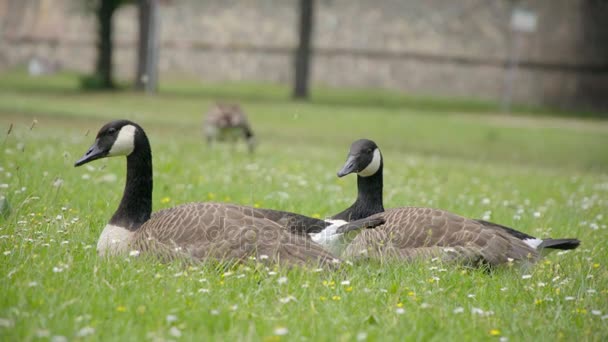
top-left (204, 103), bottom-right (255, 153)
top-left (74, 120), bottom-right (381, 266)
top-left (332, 139), bottom-right (580, 266)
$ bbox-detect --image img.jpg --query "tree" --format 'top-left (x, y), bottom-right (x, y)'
top-left (293, 0), bottom-right (315, 100)
top-left (93, 0), bottom-right (129, 89)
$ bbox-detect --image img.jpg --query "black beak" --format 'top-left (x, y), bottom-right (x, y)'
top-left (74, 140), bottom-right (107, 167)
top-left (337, 155), bottom-right (358, 177)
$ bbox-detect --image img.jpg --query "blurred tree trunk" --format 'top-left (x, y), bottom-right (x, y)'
top-left (135, 0), bottom-right (159, 93)
top-left (95, 0), bottom-right (119, 89)
top-left (293, 0), bottom-right (314, 100)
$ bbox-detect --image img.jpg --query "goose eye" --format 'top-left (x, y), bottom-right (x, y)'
top-left (107, 127), bottom-right (117, 135)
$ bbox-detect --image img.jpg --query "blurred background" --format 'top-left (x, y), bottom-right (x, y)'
top-left (0, 0), bottom-right (607, 111)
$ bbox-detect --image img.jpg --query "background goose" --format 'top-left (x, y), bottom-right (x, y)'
top-left (329, 139), bottom-right (580, 266)
top-left (73, 120), bottom-right (382, 266)
top-left (203, 102), bottom-right (256, 153)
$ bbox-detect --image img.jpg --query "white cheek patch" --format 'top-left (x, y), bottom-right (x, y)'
top-left (108, 125), bottom-right (136, 157)
top-left (357, 148), bottom-right (381, 177)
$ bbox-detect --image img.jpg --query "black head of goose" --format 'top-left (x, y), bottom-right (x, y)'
top-left (332, 138), bottom-right (580, 266)
top-left (74, 120), bottom-right (383, 266)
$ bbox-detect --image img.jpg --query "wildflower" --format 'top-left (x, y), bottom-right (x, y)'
top-left (395, 308), bottom-right (405, 314)
top-left (345, 287), bottom-right (353, 292)
top-left (0, 318), bottom-right (14, 328)
top-left (277, 277), bottom-right (288, 285)
top-left (489, 329), bottom-right (501, 336)
top-left (274, 327), bottom-right (288, 336)
top-left (161, 197), bottom-right (171, 204)
top-left (169, 327), bottom-right (182, 338)
top-left (116, 306), bottom-right (127, 312)
top-left (279, 296), bottom-right (296, 304)
top-left (129, 250), bottom-right (140, 257)
top-left (453, 307), bottom-right (464, 314)
top-left (591, 310), bottom-right (602, 316)
top-left (166, 314), bottom-right (178, 323)
top-left (356, 332), bottom-right (368, 341)
top-left (521, 274), bottom-right (532, 279)
top-left (332, 296), bottom-right (341, 301)
top-left (341, 280), bottom-right (351, 286)
top-left (76, 327), bottom-right (95, 337)
top-left (210, 309), bottom-right (219, 315)
top-left (312, 213), bottom-right (321, 219)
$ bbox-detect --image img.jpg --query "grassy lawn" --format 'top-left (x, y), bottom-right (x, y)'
top-left (0, 70), bottom-right (607, 341)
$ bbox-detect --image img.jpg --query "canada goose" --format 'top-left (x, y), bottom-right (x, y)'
top-left (330, 139), bottom-right (580, 266)
top-left (73, 120), bottom-right (383, 266)
top-left (203, 103), bottom-right (255, 153)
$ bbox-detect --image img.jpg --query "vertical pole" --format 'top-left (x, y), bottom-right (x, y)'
top-left (293, 0), bottom-right (314, 100)
top-left (136, 0), bottom-right (159, 93)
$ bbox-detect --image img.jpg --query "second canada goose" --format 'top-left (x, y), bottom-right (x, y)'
top-left (73, 120), bottom-right (382, 266)
top-left (203, 103), bottom-right (256, 153)
top-left (330, 139), bottom-right (580, 266)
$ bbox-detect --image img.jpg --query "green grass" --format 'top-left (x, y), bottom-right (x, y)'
top-left (0, 71), bottom-right (607, 341)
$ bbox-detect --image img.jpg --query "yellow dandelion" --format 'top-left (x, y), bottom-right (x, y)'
top-left (396, 302), bottom-right (404, 308)
top-left (489, 329), bottom-right (501, 336)
top-left (116, 305), bottom-right (127, 312)
top-left (207, 192), bottom-right (215, 200)
top-left (593, 263), bottom-right (600, 268)
top-left (224, 196), bottom-right (232, 202)
top-left (534, 299), bottom-right (543, 305)
top-left (161, 197), bottom-right (171, 204)
top-left (345, 286), bottom-right (353, 292)
top-left (407, 291), bottom-right (415, 297)
top-left (254, 202), bottom-right (261, 208)
top-left (319, 296), bottom-right (327, 301)
top-left (332, 296), bottom-right (341, 301)
top-left (312, 213), bottom-right (321, 219)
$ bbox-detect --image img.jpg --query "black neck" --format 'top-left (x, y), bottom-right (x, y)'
top-left (109, 133), bottom-right (152, 230)
top-left (333, 166), bottom-right (384, 221)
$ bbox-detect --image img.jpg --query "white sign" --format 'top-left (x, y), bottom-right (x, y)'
top-left (511, 8), bottom-right (537, 33)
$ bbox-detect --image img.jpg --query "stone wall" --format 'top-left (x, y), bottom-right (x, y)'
top-left (0, 0), bottom-right (606, 110)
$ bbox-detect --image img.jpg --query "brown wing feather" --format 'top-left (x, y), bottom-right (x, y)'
top-left (133, 202), bottom-right (337, 267)
top-left (345, 207), bottom-right (538, 266)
